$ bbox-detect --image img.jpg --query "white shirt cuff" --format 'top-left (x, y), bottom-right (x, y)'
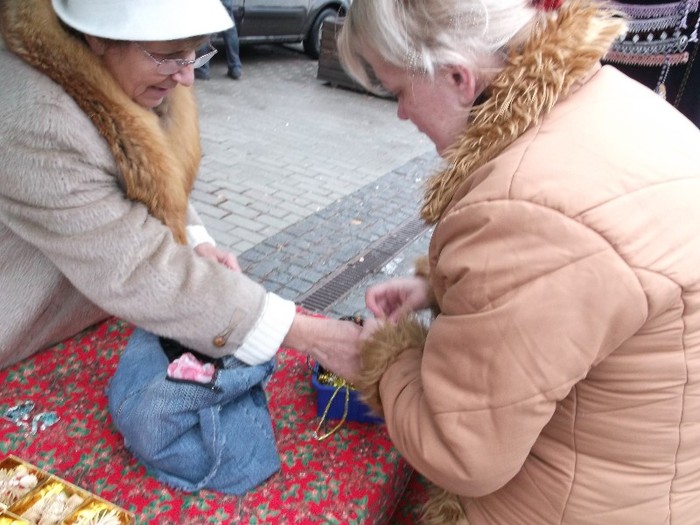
top-left (186, 225), bottom-right (216, 248)
top-left (234, 293), bottom-right (296, 365)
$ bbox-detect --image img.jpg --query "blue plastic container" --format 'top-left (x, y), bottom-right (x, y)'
top-left (311, 364), bottom-right (383, 424)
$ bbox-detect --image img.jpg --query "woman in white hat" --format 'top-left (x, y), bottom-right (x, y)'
top-left (0, 0), bottom-right (361, 378)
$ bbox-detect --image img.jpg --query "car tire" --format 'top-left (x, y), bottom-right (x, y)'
top-left (303, 8), bottom-right (338, 59)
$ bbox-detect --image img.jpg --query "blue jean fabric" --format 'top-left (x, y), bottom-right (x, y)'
top-left (107, 329), bottom-right (280, 494)
top-left (199, 0), bottom-right (242, 75)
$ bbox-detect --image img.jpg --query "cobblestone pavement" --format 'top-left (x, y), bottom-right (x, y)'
top-left (193, 44), bottom-right (440, 317)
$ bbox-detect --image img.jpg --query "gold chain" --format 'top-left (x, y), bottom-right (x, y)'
top-left (313, 374), bottom-right (351, 441)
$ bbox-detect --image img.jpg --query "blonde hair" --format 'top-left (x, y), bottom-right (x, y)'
top-left (337, 0), bottom-right (541, 91)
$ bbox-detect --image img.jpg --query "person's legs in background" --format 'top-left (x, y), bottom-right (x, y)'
top-left (195, 0), bottom-right (242, 81)
top-left (193, 31), bottom-right (242, 81)
top-left (222, 22), bottom-right (242, 80)
top-left (221, 0), bottom-right (242, 80)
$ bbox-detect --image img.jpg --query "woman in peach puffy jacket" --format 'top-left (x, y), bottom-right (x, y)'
top-left (339, 0), bottom-right (700, 522)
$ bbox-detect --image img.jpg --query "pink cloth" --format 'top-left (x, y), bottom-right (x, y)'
top-left (167, 353), bottom-right (215, 384)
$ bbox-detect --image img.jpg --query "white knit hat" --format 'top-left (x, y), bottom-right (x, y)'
top-left (51, 0), bottom-right (233, 41)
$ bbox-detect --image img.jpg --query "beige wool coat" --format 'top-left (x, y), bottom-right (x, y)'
top-left (0, 6), bottom-right (270, 368)
top-left (357, 3), bottom-right (700, 523)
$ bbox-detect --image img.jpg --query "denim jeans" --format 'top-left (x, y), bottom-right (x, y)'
top-left (198, 0), bottom-right (242, 76)
top-left (107, 329), bottom-right (280, 494)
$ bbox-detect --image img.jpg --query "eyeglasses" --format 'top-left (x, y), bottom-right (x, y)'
top-left (136, 43), bottom-right (217, 75)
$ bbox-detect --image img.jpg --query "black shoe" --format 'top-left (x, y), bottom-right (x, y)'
top-left (195, 69), bottom-right (210, 81)
top-left (227, 68), bottom-right (242, 80)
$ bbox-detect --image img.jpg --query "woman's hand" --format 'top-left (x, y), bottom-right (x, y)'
top-left (194, 243), bottom-right (241, 272)
top-left (283, 314), bottom-right (363, 383)
top-left (365, 276), bottom-right (432, 322)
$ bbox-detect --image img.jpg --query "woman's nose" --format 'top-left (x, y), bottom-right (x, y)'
top-left (173, 65), bottom-right (195, 87)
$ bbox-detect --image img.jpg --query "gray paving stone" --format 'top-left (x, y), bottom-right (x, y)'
top-left (195, 201), bottom-right (230, 220)
top-left (193, 44), bottom-right (438, 313)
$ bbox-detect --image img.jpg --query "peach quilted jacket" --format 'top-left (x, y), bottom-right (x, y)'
top-left (380, 65), bottom-right (700, 524)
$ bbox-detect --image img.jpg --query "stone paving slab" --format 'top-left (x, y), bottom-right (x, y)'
top-left (193, 44), bottom-right (439, 313)
top-left (241, 151), bottom-right (439, 303)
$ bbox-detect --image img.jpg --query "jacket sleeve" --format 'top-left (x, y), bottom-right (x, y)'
top-left (185, 203), bottom-right (217, 247)
top-left (378, 199), bottom-right (647, 496)
top-left (0, 95), bottom-right (290, 361)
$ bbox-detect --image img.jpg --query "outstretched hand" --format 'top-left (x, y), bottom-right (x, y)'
top-left (365, 276), bottom-right (432, 323)
top-left (194, 243), bottom-right (241, 272)
top-left (283, 314), bottom-right (363, 383)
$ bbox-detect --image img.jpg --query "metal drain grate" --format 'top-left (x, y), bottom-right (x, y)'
top-left (296, 217), bottom-right (429, 312)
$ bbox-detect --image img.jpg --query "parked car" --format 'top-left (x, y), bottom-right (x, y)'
top-left (230, 0), bottom-right (350, 59)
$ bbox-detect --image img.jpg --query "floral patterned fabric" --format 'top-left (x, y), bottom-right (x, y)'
top-left (0, 318), bottom-right (428, 524)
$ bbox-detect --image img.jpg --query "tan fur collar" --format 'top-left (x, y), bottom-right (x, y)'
top-left (421, 0), bottom-right (627, 224)
top-left (0, 0), bottom-right (201, 243)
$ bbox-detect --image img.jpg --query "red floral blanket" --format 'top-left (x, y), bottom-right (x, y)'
top-left (0, 318), bottom-right (429, 524)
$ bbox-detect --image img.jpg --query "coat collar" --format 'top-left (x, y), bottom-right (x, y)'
top-left (421, 0), bottom-right (627, 224)
top-left (0, 0), bottom-right (201, 244)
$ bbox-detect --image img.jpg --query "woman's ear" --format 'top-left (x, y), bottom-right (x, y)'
top-left (445, 64), bottom-right (478, 107)
top-left (84, 35), bottom-right (107, 56)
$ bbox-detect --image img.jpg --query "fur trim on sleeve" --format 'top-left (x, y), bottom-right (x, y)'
top-left (422, 487), bottom-right (470, 525)
top-left (355, 316), bottom-right (428, 417)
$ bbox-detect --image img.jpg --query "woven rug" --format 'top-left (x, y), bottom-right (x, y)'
top-left (0, 317), bottom-right (429, 524)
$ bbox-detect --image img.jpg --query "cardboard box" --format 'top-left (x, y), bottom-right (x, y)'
top-left (0, 456), bottom-right (134, 525)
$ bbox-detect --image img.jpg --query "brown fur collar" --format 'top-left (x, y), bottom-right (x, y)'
top-left (421, 0), bottom-right (627, 224)
top-left (0, 0), bottom-right (201, 243)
